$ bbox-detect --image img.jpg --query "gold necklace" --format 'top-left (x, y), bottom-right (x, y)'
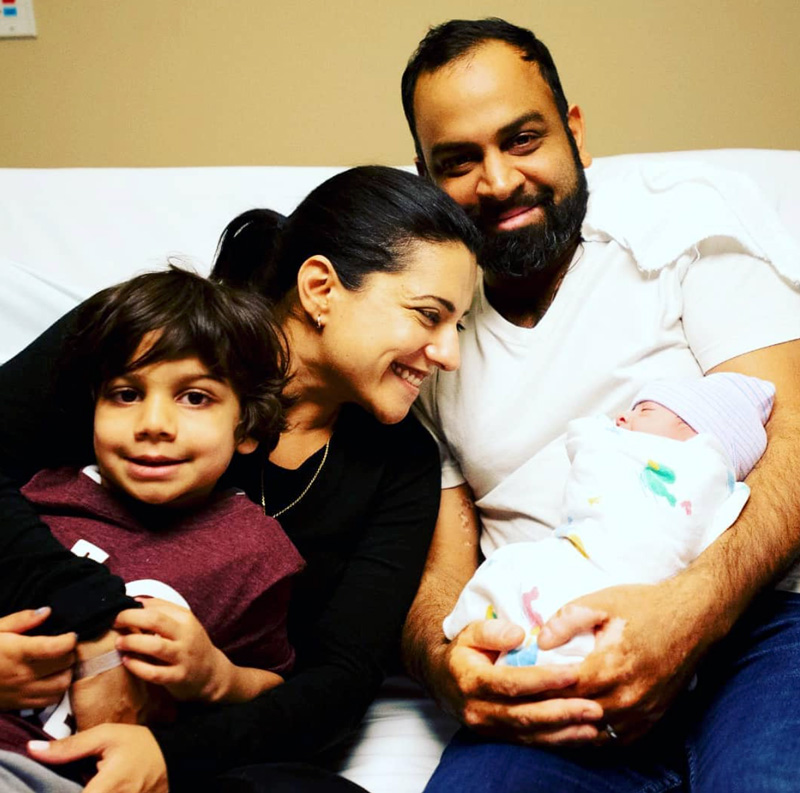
top-left (261, 438), bottom-right (331, 519)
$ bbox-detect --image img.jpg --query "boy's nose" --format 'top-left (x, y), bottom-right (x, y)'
top-left (134, 396), bottom-right (177, 441)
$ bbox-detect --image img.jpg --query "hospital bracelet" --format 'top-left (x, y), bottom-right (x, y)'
top-left (73, 648), bottom-right (124, 681)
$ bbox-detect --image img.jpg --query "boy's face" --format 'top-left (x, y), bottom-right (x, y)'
top-left (615, 401), bottom-right (697, 442)
top-left (93, 351), bottom-right (257, 508)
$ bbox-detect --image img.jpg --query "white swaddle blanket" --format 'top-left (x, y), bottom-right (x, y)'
top-left (583, 160), bottom-right (800, 286)
top-left (443, 415), bottom-right (750, 666)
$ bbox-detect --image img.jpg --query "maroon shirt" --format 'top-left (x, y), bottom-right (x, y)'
top-left (0, 467), bottom-right (303, 755)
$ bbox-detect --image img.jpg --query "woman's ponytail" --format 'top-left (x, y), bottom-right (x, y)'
top-left (211, 208), bottom-right (286, 296)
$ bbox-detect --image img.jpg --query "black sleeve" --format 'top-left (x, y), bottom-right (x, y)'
top-left (0, 310), bottom-right (136, 637)
top-left (152, 418), bottom-right (441, 786)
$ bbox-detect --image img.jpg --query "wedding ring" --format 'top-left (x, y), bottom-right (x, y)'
top-left (604, 723), bottom-right (620, 741)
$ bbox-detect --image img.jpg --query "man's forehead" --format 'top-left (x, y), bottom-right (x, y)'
top-left (413, 41), bottom-right (555, 144)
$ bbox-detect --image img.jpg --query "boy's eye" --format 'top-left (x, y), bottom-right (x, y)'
top-left (179, 390), bottom-right (213, 407)
top-left (109, 387), bottom-right (140, 404)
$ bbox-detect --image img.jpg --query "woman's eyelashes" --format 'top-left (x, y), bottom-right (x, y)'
top-left (414, 307), bottom-right (469, 333)
top-left (415, 307), bottom-right (441, 326)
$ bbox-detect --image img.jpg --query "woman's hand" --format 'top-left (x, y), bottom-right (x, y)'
top-left (28, 724), bottom-right (168, 793)
top-left (114, 598), bottom-right (232, 702)
top-left (0, 608), bottom-right (76, 709)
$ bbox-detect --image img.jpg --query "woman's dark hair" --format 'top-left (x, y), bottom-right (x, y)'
top-left (64, 266), bottom-right (289, 447)
top-left (401, 18), bottom-right (570, 163)
top-left (211, 165), bottom-right (480, 301)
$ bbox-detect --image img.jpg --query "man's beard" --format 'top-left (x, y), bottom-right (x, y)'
top-left (471, 159), bottom-right (589, 279)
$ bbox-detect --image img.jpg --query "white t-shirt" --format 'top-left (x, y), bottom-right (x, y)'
top-left (416, 236), bottom-right (800, 578)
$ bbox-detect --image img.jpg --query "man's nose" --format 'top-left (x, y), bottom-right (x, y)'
top-left (476, 151), bottom-right (525, 203)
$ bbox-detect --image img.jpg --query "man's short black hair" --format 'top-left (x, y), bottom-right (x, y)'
top-left (401, 18), bottom-right (570, 163)
top-left (65, 266), bottom-right (289, 448)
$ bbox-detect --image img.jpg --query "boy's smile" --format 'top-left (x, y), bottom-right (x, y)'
top-left (93, 349), bottom-right (257, 508)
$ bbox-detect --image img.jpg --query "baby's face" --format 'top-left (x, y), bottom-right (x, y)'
top-left (615, 401), bottom-right (697, 441)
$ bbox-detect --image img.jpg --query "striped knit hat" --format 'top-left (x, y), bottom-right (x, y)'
top-left (631, 373), bottom-right (775, 480)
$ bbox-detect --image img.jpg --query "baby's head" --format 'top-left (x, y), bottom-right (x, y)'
top-left (66, 267), bottom-right (289, 507)
top-left (616, 373), bottom-right (775, 480)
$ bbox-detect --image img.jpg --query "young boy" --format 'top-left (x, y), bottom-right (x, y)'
top-left (444, 372), bottom-right (775, 667)
top-left (0, 268), bottom-right (303, 787)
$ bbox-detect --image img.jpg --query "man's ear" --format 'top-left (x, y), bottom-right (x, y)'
top-left (567, 105), bottom-right (592, 169)
top-left (236, 436), bottom-right (259, 455)
top-left (295, 255), bottom-right (338, 327)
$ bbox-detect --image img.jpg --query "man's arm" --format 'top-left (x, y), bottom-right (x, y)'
top-left (540, 339), bottom-right (800, 741)
top-left (402, 484), bottom-right (603, 744)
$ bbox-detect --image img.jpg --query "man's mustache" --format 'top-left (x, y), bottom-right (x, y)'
top-left (470, 186), bottom-right (556, 230)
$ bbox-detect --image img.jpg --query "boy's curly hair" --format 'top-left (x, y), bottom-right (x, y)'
top-left (65, 266), bottom-right (290, 449)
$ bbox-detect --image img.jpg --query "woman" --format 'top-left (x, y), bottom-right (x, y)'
top-left (0, 166), bottom-right (479, 792)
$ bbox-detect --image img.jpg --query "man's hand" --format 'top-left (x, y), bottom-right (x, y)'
top-left (0, 608), bottom-right (76, 709)
top-left (539, 577), bottom-right (711, 743)
top-left (404, 485), bottom-right (603, 746)
top-left (28, 724), bottom-right (168, 793)
top-left (433, 618), bottom-right (603, 744)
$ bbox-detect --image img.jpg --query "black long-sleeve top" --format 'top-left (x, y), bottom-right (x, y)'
top-left (0, 309), bottom-right (441, 788)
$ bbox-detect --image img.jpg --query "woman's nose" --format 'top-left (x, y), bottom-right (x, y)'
top-left (426, 326), bottom-right (461, 372)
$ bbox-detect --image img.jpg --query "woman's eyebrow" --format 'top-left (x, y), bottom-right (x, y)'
top-left (413, 294), bottom-right (456, 313)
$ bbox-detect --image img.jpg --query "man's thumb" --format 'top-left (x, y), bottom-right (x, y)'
top-left (461, 618), bottom-right (525, 651)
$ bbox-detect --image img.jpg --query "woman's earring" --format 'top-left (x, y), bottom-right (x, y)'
top-left (316, 314), bottom-right (323, 331)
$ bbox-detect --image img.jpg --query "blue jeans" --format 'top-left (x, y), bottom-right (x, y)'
top-left (424, 591), bottom-right (800, 793)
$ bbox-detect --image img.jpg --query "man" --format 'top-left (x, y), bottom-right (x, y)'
top-left (401, 17), bottom-right (800, 792)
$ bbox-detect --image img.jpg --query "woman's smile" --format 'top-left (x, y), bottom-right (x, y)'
top-left (391, 361), bottom-right (427, 390)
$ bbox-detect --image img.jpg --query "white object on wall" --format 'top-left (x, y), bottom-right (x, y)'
top-left (0, 0), bottom-right (36, 39)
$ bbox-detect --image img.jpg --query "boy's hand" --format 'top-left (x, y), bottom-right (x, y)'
top-left (0, 608), bottom-right (76, 709)
top-left (114, 598), bottom-right (231, 701)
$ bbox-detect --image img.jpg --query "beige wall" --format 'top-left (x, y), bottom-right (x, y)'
top-left (1, 0), bottom-right (798, 167)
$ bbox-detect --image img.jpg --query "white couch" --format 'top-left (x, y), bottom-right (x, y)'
top-left (1, 150), bottom-right (799, 793)
top-left (2, 149), bottom-right (800, 366)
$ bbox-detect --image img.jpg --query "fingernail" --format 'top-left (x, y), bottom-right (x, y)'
top-left (27, 740), bottom-right (50, 751)
top-left (34, 607), bottom-right (50, 615)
